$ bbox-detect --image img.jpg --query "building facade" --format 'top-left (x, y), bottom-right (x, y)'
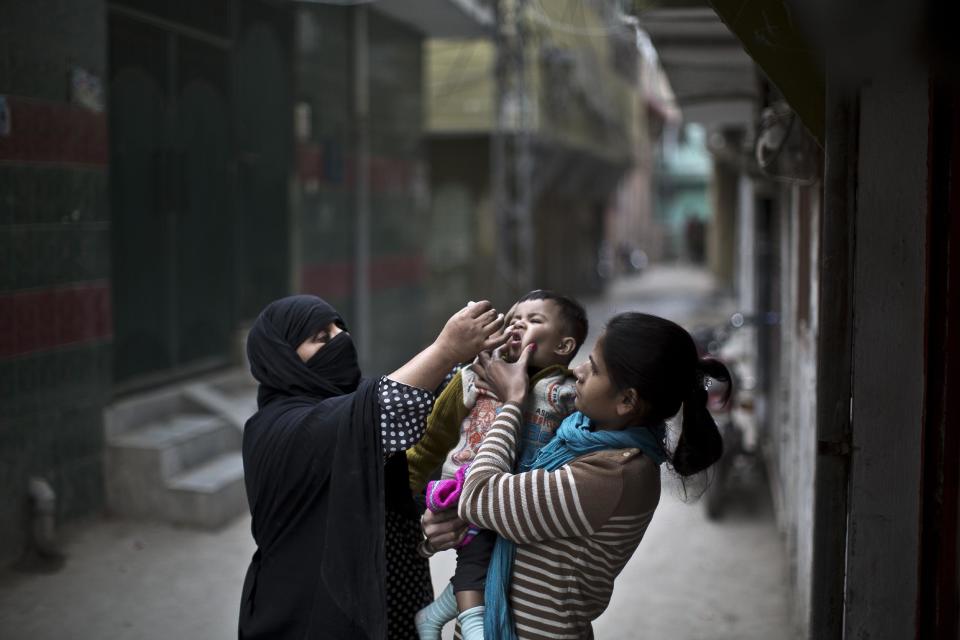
top-left (0, 0), bottom-right (490, 565)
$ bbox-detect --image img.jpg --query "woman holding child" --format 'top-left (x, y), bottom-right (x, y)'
top-left (422, 311), bottom-right (731, 639)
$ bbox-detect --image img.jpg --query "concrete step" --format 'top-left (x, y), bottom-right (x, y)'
top-left (108, 414), bottom-right (239, 478)
top-left (105, 414), bottom-right (240, 522)
top-left (183, 383), bottom-right (257, 432)
top-left (103, 369), bottom-right (256, 530)
top-left (166, 452), bottom-right (247, 529)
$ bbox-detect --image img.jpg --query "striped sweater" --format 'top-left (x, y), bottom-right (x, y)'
top-left (458, 403), bottom-right (662, 640)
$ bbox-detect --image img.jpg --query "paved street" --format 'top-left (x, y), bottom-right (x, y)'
top-left (0, 266), bottom-right (794, 640)
top-left (0, 515), bottom-right (253, 640)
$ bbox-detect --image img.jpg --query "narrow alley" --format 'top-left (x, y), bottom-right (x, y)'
top-left (3, 0), bottom-right (957, 638)
top-left (0, 267), bottom-right (793, 640)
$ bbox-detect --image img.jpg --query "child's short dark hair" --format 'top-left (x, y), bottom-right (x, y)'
top-left (517, 289), bottom-right (588, 358)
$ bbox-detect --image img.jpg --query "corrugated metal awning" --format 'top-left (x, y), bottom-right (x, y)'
top-left (641, 8), bottom-right (758, 131)
top-left (642, 2), bottom-right (824, 143)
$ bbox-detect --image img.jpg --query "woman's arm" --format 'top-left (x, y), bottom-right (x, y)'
top-left (388, 301), bottom-right (506, 392)
top-left (457, 403), bottom-right (622, 544)
top-left (376, 377), bottom-right (434, 457)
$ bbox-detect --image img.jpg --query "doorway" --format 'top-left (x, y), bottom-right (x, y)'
top-left (108, 1), bottom-right (291, 388)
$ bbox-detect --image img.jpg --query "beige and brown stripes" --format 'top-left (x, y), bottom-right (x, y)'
top-left (458, 403), bottom-right (660, 639)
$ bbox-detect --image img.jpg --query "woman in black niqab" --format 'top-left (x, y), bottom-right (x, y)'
top-left (239, 295), bottom-right (506, 639)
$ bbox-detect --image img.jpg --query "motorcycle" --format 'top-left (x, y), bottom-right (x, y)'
top-left (693, 313), bottom-right (761, 520)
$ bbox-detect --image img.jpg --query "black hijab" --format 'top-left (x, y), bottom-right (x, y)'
top-left (241, 295), bottom-right (386, 639)
top-left (246, 295), bottom-right (359, 407)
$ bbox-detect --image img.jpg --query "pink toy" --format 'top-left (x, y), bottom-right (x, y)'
top-left (425, 465), bottom-right (479, 548)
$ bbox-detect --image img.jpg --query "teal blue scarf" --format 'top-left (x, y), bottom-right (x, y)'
top-left (483, 412), bottom-right (667, 639)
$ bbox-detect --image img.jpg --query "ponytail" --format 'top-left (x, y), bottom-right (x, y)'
top-left (672, 358), bottom-right (732, 477)
top-left (601, 313), bottom-right (735, 478)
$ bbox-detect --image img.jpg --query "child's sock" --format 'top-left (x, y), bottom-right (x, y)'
top-left (457, 605), bottom-right (485, 640)
top-left (415, 582), bottom-right (458, 640)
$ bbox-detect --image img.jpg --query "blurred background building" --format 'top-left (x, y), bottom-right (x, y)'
top-left (0, 0), bottom-right (680, 568)
top-left (4, 1), bottom-right (960, 638)
top-left (0, 0), bottom-right (501, 566)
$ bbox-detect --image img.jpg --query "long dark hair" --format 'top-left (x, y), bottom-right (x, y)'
top-left (601, 312), bottom-right (732, 477)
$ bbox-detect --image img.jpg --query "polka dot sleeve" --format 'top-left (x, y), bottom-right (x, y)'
top-left (377, 376), bottom-right (434, 458)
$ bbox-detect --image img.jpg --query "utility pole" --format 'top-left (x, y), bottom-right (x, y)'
top-left (492, 0), bottom-right (535, 300)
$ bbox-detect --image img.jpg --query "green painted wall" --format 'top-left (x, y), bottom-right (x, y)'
top-left (655, 123), bottom-right (711, 260)
top-left (295, 6), bottom-right (429, 377)
top-left (0, 0), bottom-right (110, 566)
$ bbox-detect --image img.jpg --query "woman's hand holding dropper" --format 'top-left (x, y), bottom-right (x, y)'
top-left (390, 301), bottom-right (507, 391)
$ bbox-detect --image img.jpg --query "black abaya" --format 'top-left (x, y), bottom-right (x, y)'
top-left (238, 296), bottom-right (433, 639)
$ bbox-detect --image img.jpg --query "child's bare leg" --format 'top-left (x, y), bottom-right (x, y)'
top-left (456, 589), bottom-right (483, 611)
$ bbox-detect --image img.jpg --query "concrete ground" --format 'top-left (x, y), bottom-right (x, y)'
top-left (0, 265), bottom-right (795, 640)
top-left (0, 516), bottom-right (253, 640)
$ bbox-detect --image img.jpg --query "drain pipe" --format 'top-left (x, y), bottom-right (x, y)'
top-left (27, 477), bottom-right (61, 558)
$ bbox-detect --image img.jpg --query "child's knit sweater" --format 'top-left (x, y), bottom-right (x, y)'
top-left (407, 363), bottom-right (577, 493)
